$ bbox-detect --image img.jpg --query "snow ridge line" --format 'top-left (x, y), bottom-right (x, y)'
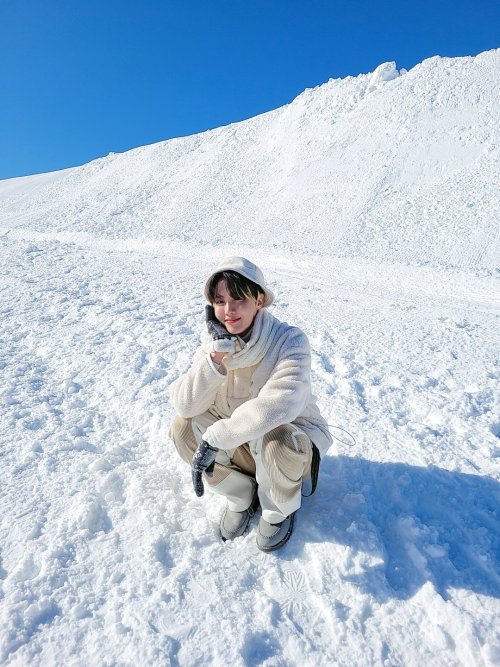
top-left (2, 226), bottom-right (498, 312)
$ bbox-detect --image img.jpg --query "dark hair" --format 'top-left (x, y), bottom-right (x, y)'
top-left (208, 271), bottom-right (263, 303)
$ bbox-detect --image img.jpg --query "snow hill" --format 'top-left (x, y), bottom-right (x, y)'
top-left (1, 50), bottom-right (499, 271)
top-left (1, 50), bottom-right (499, 666)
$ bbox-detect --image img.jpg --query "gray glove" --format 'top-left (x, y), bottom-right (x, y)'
top-left (205, 305), bottom-right (237, 353)
top-left (192, 440), bottom-right (218, 497)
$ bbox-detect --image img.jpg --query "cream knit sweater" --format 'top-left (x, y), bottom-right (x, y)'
top-left (169, 309), bottom-right (332, 455)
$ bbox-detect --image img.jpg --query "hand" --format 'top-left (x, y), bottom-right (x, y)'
top-left (205, 305), bottom-right (236, 353)
top-left (191, 440), bottom-right (218, 497)
top-left (210, 351), bottom-right (226, 365)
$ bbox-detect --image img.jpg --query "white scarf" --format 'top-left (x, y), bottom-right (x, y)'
top-left (202, 309), bottom-right (281, 370)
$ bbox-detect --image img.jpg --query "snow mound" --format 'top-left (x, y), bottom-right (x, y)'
top-left (1, 49), bottom-right (499, 270)
top-left (369, 61), bottom-right (400, 85)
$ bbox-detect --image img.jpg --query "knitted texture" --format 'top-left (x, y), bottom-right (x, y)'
top-left (191, 440), bottom-right (218, 497)
top-left (261, 425), bottom-right (312, 504)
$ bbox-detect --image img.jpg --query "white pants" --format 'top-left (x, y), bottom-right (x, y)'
top-left (170, 412), bottom-right (313, 523)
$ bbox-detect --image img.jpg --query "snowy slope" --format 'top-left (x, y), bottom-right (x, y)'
top-left (1, 50), bottom-right (499, 270)
top-left (1, 51), bottom-right (499, 667)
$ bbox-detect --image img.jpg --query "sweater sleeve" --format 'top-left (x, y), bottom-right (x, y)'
top-left (169, 346), bottom-right (226, 418)
top-left (202, 330), bottom-right (311, 450)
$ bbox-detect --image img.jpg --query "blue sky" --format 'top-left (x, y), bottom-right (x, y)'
top-left (1, 0), bottom-right (498, 180)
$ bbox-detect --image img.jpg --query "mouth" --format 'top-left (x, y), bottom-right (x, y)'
top-left (225, 318), bottom-right (240, 325)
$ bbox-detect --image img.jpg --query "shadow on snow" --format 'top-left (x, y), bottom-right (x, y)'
top-left (295, 455), bottom-right (500, 601)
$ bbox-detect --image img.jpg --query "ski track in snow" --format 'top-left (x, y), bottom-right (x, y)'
top-left (1, 232), bottom-right (499, 667)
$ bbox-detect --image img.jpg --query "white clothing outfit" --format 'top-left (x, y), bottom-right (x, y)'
top-left (172, 410), bottom-right (312, 523)
top-left (169, 308), bottom-right (332, 522)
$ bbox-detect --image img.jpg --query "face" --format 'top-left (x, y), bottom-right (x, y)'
top-left (213, 279), bottom-right (264, 336)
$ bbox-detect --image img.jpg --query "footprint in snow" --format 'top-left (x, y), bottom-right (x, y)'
top-left (153, 538), bottom-right (174, 571)
top-left (490, 422), bottom-right (500, 439)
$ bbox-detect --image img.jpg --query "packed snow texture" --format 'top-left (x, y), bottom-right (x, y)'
top-left (0, 50), bottom-right (499, 666)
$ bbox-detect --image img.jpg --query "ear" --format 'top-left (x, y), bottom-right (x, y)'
top-left (256, 293), bottom-right (265, 310)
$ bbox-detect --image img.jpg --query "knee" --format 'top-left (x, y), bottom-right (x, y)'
top-left (261, 425), bottom-right (312, 476)
top-left (263, 424), bottom-right (310, 453)
top-left (169, 416), bottom-right (197, 464)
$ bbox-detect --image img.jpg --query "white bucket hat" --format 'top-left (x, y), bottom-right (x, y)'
top-left (204, 256), bottom-right (274, 307)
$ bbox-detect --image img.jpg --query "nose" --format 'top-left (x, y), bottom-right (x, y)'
top-left (225, 300), bottom-right (236, 314)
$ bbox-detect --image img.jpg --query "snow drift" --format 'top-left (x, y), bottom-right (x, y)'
top-left (1, 50), bottom-right (499, 270)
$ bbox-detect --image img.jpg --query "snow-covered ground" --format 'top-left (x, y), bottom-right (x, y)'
top-left (1, 50), bottom-right (499, 666)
